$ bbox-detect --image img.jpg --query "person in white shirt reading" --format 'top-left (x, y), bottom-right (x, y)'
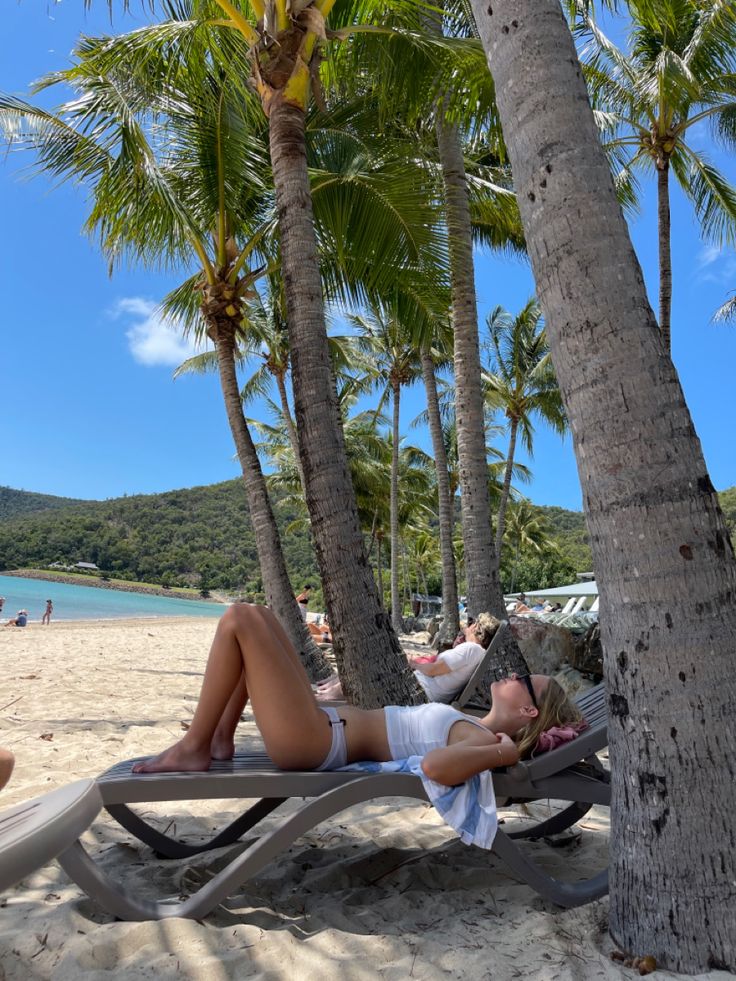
top-left (408, 613), bottom-right (499, 703)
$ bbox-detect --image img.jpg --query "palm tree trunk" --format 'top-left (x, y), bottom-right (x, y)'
top-left (435, 113), bottom-right (506, 620)
top-left (421, 350), bottom-right (460, 642)
top-left (376, 536), bottom-right (384, 602)
top-left (657, 161), bottom-right (672, 352)
top-left (471, 0), bottom-right (736, 970)
top-left (275, 370), bottom-right (305, 489)
top-left (390, 378), bottom-right (403, 633)
top-left (267, 94), bottom-right (422, 706)
top-left (495, 418), bottom-right (519, 557)
top-left (213, 325), bottom-right (331, 682)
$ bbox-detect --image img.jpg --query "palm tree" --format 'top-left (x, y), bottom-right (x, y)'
top-left (503, 500), bottom-right (560, 593)
top-left (69, 0), bottom-right (444, 706)
top-left (1, 30), bottom-right (443, 697)
top-left (418, 333), bottom-right (461, 643)
top-left (177, 278), bottom-right (364, 494)
top-left (713, 286), bottom-right (736, 324)
top-left (471, 0), bottom-right (736, 968)
top-left (574, 0), bottom-right (736, 350)
top-left (203, 0), bottom-right (439, 704)
top-left (1, 52), bottom-right (335, 681)
top-left (483, 299), bottom-right (566, 559)
top-left (330, 6), bottom-right (526, 620)
top-left (349, 296), bottom-right (426, 633)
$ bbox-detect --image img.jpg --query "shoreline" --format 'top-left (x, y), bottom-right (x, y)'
top-left (0, 568), bottom-right (227, 604)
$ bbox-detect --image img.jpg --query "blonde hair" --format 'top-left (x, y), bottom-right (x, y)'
top-left (514, 678), bottom-right (582, 759)
top-left (473, 612), bottom-right (500, 648)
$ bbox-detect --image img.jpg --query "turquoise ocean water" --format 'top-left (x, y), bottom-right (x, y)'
top-left (0, 574), bottom-right (226, 622)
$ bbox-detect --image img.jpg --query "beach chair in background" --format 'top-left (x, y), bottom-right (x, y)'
top-left (0, 684), bottom-right (609, 921)
top-left (589, 597), bottom-right (600, 613)
top-left (560, 598), bottom-right (577, 615)
top-left (450, 619), bottom-right (510, 714)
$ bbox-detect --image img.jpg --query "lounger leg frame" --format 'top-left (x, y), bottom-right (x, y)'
top-left (105, 798), bottom-right (287, 859)
top-left (59, 774), bottom-right (423, 921)
top-left (491, 828), bottom-right (608, 908)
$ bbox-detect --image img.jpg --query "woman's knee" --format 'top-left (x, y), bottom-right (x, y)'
top-left (224, 602), bottom-right (278, 632)
top-left (221, 602), bottom-right (257, 632)
top-left (0, 748), bottom-right (15, 791)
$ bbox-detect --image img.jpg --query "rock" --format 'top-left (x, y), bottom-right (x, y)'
top-left (554, 665), bottom-right (593, 696)
top-left (509, 615), bottom-right (576, 675)
top-left (409, 630), bottom-right (432, 647)
top-left (426, 616), bottom-right (442, 640)
top-left (568, 622), bottom-right (604, 680)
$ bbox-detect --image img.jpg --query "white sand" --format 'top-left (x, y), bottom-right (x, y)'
top-left (0, 620), bottom-right (725, 980)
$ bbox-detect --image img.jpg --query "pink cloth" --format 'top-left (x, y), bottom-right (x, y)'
top-left (413, 654), bottom-right (438, 664)
top-left (533, 720), bottom-right (589, 755)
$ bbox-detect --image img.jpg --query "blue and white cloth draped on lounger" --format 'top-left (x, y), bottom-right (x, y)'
top-left (340, 757), bottom-right (498, 850)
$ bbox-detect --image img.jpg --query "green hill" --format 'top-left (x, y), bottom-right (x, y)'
top-left (0, 486), bottom-right (86, 521)
top-left (0, 480), bottom-right (732, 596)
top-left (535, 504), bottom-right (592, 572)
top-left (0, 480), bottom-right (318, 595)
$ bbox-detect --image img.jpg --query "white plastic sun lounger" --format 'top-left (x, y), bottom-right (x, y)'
top-left (0, 780), bottom-right (102, 894)
top-left (0, 686), bottom-right (609, 921)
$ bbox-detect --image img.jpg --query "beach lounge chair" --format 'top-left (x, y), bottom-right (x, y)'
top-left (450, 619), bottom-right (511, 713)
top-left (0, 686), bottom-right (609, 922)
top-left (0, 779), bottom-right (101, 894)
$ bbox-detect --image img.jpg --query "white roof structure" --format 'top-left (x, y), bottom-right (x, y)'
top-left (508, 581), bottom-right (599, 600)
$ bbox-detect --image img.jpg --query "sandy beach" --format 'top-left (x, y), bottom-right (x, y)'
top-left (0, 620), bottom-right (725, 980)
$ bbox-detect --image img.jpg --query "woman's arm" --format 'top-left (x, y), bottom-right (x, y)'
top-left (408, 657), bottom-right (452, 677)
top-left (421, 733), bottom-right (519, 785)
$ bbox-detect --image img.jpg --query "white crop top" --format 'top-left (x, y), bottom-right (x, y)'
top-left (384, 702), bottom-right (489, 760)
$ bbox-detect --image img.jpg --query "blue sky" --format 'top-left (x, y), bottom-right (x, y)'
top-left (2, 2), bottom-right (735, 511)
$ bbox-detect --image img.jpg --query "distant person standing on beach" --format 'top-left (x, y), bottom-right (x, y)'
top-left (42, 599), bottom-right (53, 625)
top-left (0, 597), bottom-right (4, 616)
top-left (295, 584), bottom-right (312, 621)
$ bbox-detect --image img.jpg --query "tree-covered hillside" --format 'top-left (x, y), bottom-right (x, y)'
top-left (535, 504), bottom-right (592, 571)
top-left (1, 482), bottom-right (732, 596)
top-left (0, 480), bottom-right (318, 595)
top-left (0, 486), bottom-right (86, 521)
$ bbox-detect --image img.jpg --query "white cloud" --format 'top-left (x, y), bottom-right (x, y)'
top-left (111, 297), bottom-right (208, 367)
top-left (694, 245), bottom-right (736, 284)
top-left (697, 244), bottom-right (723, 269)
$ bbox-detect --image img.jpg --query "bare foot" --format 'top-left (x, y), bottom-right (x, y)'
top-left (210, 737), bottom-right (235, 761)
top-left (132, 739), bottom-right (212, 773)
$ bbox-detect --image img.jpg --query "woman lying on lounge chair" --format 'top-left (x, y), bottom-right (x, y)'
top-left (134, 604), bottom-right (581, 785)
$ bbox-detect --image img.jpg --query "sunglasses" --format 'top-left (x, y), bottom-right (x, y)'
top-left (518, 673), bottom-right (539, 710)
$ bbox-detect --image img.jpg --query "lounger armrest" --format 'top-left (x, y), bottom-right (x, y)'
top-left (520, 724), bottom-right (609, 782)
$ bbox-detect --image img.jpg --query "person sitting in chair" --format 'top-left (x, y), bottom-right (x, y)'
top-left (408, 613), bottom-right (500, 703)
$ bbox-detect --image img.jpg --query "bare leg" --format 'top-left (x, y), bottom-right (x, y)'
top-left (210, 673), bottom-right (248, 760)
top-left (133, 605), bottom-right (332, 773)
